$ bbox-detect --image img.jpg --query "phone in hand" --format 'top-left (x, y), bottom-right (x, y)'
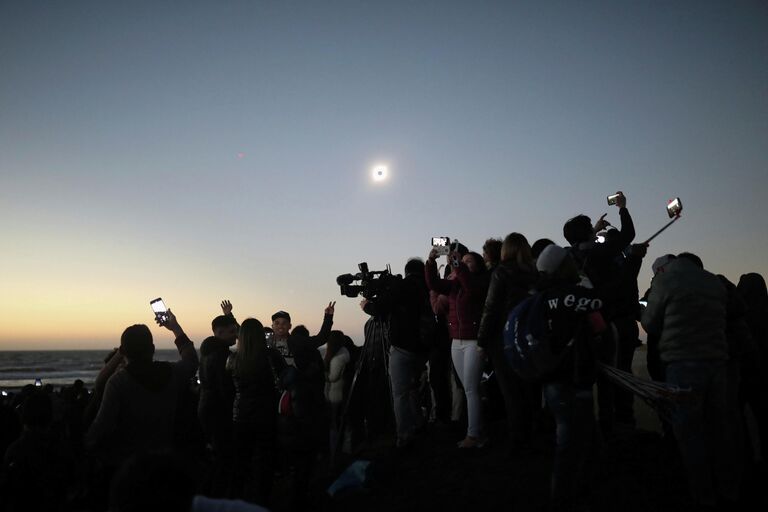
top-left (431, 237), bottom-right (451, 256)
top-left (34, 378), bottom-right (42, 387)
top-left (150, 297), bottom-right (169, 324)
top-left (667, 197), bottom-right (682, 218)
top-left (607, 193), bottom-right (621, 205)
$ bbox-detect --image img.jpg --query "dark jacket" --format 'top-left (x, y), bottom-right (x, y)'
top-left (276, 314), bottom-right (333, 365)
top-left (477, 261), bottom-right (537, 349)
top-left (425, 260), bottom-right (488, 340)
top-left (570, 207), bottom-right (636, 318)
top-left (229, 348), bottom-right (287, 430)
top-left (278, 342), bottom-right (328, 451)
top-left (536, 280), bottom-right (607, 387)
top-left (604, 243), bottom-right (644, 321)
top-left (198, 336), bottom-right (235, 440)
top-left (85, 334), bottom-right (199, 464)
top-left (363, 273), bottom-right (432, 354)
top-left (642, 258), bottom-right (728, 363)
top-left (737, 273), bottom-right (768, 365)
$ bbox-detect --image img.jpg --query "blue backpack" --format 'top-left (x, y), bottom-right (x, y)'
top-left (503, 293), bottom-right (569, 381)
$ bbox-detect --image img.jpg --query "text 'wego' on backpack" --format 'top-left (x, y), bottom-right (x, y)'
top-left (503, 293), bottom-right (568, 381)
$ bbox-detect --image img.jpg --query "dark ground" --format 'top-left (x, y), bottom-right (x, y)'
top-left (309, 414), bottom-right (766, 512)
top-left (290, 346), bottom-right (768, 512)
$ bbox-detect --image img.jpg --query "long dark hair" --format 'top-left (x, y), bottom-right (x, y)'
top-left (466, 252), bottom-right (486, 273)
top-left (501, 232), bottom-right (535, 272)
top-left (231, 318), bottom-right (266, 378)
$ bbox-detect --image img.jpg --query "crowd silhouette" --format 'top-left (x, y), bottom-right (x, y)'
top-left (1, 191), bottom-right (766, 512)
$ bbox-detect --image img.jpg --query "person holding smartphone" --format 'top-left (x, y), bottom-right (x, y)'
top-left (425, 244), bottom-right (489, 448)
top-left (85, 310), bottom-right (199, 468)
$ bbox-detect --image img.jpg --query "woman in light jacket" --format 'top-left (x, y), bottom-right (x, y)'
top-left (321, 330), bottom-right (350, 452)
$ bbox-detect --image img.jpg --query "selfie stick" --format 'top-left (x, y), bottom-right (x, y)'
top-left (642, 214), bottom-right (681, 245)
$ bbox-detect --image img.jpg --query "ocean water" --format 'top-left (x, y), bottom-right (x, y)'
top-left (0, 349), bottom-right (182, 390)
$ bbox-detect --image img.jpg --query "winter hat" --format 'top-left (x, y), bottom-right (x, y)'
top-left (536, 245), bottom-right (568, 275)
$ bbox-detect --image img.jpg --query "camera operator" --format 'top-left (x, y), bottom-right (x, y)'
top-left (360, 259), bottom-right (431, 448)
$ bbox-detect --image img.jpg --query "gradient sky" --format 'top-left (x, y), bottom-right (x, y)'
top-left (1, 0), bottom-right (766, 350)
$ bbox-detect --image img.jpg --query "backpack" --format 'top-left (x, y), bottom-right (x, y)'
top-left (503, 293), bottom-right (570, 381)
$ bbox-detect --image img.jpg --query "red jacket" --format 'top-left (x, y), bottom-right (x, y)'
top-left (425, 259), bottom-right (488, 340)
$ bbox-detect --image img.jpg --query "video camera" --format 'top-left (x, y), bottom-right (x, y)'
top-left (336, 262), bottom-right (401, 299)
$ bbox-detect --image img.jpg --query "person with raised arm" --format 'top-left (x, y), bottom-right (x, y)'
top-left (85, 310), bottom-right (198, 468)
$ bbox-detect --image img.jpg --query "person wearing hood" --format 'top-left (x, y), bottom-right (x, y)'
top-left (85, 310), bottom-right (199, 467)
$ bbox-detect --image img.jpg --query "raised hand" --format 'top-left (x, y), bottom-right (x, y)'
top-left (428, 248), bottom-right (439, 261)
top-left (221, 300), bottom-right (233, 315)
top-left (593, 213), bottom-right (609, 233)
top-left (614, 191), bottom-right (626, 208)
top-left (157, 309), bottom-right (183, 336)
top-left (325, 301), bottom-right (336, 316)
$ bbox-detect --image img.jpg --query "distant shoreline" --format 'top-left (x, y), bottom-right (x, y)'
top-left (0, 349), bottom-right (183, 393)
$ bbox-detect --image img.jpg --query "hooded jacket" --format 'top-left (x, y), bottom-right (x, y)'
top-left (85, 334), bottom-right (198, 464)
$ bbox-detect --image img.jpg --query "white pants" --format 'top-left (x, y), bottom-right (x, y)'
top-left (451, 339), bottom-right (484, 438)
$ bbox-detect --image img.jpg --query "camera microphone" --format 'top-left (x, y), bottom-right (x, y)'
top-left (336, 274), bottom-right (356, 286)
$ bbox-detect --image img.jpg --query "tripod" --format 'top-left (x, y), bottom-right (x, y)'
top-left (331, 315), bottom-right (394, 466)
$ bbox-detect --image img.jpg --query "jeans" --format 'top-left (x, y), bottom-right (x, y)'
top-left (597, 317), bottom-right (639, 430)
top-left (542, 381), bottom-right (596, 507)
top-left (451, 339), bottom-right (484, 438)
top-left (665, 359), bottom-right (739, 506)
top-left (487, 338), bottom-right (541, 444)
top-left (389, 346), bottom-right (426, 441)
top-left (230, 421), bottom-right (276, 505)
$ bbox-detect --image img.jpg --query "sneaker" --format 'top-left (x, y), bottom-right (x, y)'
top-left (457, 436), bottom-right (488, 449)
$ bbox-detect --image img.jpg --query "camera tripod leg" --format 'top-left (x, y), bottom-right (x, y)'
top-left (330, 317), bottom-right (395, 468)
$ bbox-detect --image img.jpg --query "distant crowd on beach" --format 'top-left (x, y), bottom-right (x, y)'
top-left (1, 191), bottom-right (766, 512)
